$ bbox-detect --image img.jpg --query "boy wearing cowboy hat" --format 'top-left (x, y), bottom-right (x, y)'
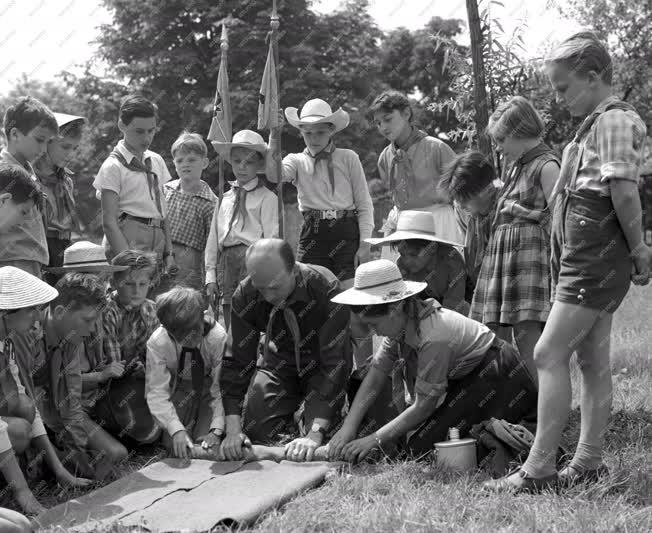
top-left (33, 112), bottom-right (86, 285)
top-left (366, 210), bottom-right (467, 314)
top-left (327, 260), bottom-right (536, 463)
top-left (0, 267), bottom-right (91, 516)
top-left (267, 98), bottom-right (374, 286)
top-left (207, 129), bottom-right (279, 329)
top-left (0, 96), bottom-right (58, 278)
top-left (93, 95), bottom-right (177, 293)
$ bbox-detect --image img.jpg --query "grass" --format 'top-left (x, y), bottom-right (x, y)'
top-left (23, 286), bottom-right (652, 531)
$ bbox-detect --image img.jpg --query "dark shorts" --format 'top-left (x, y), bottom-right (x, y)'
top-left (218, 244), bottom-right (248, 305)
top-left (552, 189), bottom-right (631, 312)
top-left (296, 216), bottom-right (359, 281)
top-left (44, 236), bottom-right (71, 285)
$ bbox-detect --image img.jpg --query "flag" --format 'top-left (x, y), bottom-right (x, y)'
top-left (257, 38), bottom-right (279, 131)
top-left (207, 25), bottom-right (232, 143)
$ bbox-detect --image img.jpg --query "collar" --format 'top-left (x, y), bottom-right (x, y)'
top-left (592, 95), bottom-right (621, 115)
top-left (165, 179), bottom-right (216, 201)
top-left (517, 142), bottom-right (554, 166)
top-left (116, 140), bottom-right (152, 164)
top-left (110, 290), bottom-right (143, 313)
top-left (305, 142), bottom-right (335, 158)
top-left (1, 149), bottom-right (34, 173)
top-left (228, 177), bottom-right (260, 192)
top-left (404, 298), bottom-right (442, 349)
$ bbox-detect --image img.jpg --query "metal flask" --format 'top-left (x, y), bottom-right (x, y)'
top-left (434, 428), bottom-right (477, 472)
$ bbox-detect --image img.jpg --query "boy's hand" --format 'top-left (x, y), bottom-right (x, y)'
top-left (221, 432), bottom-right (252, 461)
top-left (199, 431), bottom-right (222, 450)
top-left (15, 487), bottom-right (46, 516)
top-left (354, 242), bottom-right (372, 267)
top-left (100, 361), bottom-right (125, 382)
top-left (55, 468), bottom-right (93, 488)
top-left (285, 433), bottom-right (322, 462)
top-left (172, 430), bottom-right (193, 459)
top-left (631, 244), bottom-right (652, 285)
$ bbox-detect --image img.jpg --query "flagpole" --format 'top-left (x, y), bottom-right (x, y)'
top-left (217, 22), bottom-right (228, 208)
top-left (271, 0), bottom-right (284, 238)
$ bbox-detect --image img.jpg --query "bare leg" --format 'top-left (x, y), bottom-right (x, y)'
top-left (0, 508), bottom-right (32, 533)
top-left (513, 320), bottom-right (544, 387)
top-left (1, 417), bottom-right (31, 454)
top-left (222, 304), bottom-right (231, 331)
top-left (0, 449), bottom-right (44, 516)
top-left (84, 417), bottom-right (128, 480)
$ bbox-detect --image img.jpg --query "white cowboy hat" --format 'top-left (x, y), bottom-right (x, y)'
top-left (331, 259), bottom-right (427, 306)
top-left (47, 241), bottom-right (128, 273)
top-left (0, 266), bottom-right (58, 311)
top-left (53, 112), bottom-right (86, 130)
top-left (366, 211), bottom-right (465, 248)
top-left (212, 130), bottom-right (268, 165)
top-left (285, 99), bottom-right (350, 133)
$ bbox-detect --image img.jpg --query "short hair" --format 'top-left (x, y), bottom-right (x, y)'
top-left (59, 119), bottom-right (85, 139)
top-left (155, 287), bottom-right (204, 340)
top-left (369, 91), bottom-right (413, 121)
top-left (547, 31), bottom-right (613, 84)
top-left (3, 96), bottom-right (58, 139)
top-left (440, 151), bottom-right (496, 202)
top-left (171, 131), bottom-right (208, 158)
top-left (0, 163), bottom-right (41, 206)
top-left (486, 96), bottom-right (545, 142)
top-left (111, 250), bottom-right (157, 281)
top-left (246, 239), bottom-right (295, 273)
top-left (54, 272), bottom-right (106, 312)
top-left (119, 94), bottom-right (158, 126)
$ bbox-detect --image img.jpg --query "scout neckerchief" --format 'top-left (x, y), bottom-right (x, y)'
top-left (224, 178), bottom-right (266, 239)
top-left (110, 148), bottom-right (164, 218)
top-left (389, 128), bottom-right (428, 209)
top-left (304, 141), bottom-right (337, 195)
top-left (38, 165), bottom-right (82, 232)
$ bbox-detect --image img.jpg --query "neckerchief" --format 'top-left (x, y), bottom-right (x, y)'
top-left (303, 142), bottom-right (336, 195)
top-left (110, 149), bottom-right (164, 218)
top-left (224, 178), bottom-right (265, 239)
top-left (264, 304), bottom-right (302, 374)
top-left (38, 165), bottom-right (82, 231)
top-left (388, 128), bottom-right (428, 209)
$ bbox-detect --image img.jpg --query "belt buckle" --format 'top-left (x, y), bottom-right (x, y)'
top-left (322, 209), bottom-right (337, 220)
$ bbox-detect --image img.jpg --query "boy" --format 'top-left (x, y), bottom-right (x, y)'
top-left (33, 112), bottom-right (86, 284)
top-left (207, 130), bottom-right (278, 329)
top-left (33, 273), bottom-right (128, 480)
top-left (92, 250), bottom-right (161, 445)
top-left (0, 163), bottom-right (42, 231)
top-left (93, 94), bottom-right (177, 290)
top-left (0, 267), bottom-right (90, 517)
top-left (146, 287), bottom-right (227, 459)
top-left (0, 96), bottom-right (58, 277)
top-left (164, 132), bottom-right (217, 291)
top-left (268, 99), bottom-right (374, 287)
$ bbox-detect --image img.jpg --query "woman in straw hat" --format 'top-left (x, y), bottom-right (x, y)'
top-left (327, 260), bottom-right (536, 462)
top-left (0, 266), bottom-right (91, 517)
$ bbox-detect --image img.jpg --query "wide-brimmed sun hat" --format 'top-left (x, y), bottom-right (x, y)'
top-left (331, 259), bottom-right (427, 306)
top-left (0, 266), bottom-right (58, 311)
top-left (212, 130), bottom-right (268, 165)
top-left (366, 210), bottom-right (465, 247)
top-left (47, 241), bottom-right (128, 273)
top-left (285, 99), bottom-right (350, 133)
top-left (53, 112), bottom-right (86, 130)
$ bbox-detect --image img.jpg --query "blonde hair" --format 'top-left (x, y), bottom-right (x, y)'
top-left (547, 31), bottom-right (612, 84)
top-left (487, 96), bottom-right (545, 141)
top-left (155, 287), bottom-right (204, 341)
top-left (171, 131), bottom-right (208, 158)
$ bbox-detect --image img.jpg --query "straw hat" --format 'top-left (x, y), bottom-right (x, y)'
top-left (0, 266), bottom-right (58, 311)
top-left (212, 130), bottom-right (268, 165)
top-left (47, 241), bottom-right (128, 273)
top-left (366, 211), bottom-right (465, 248)
top-left (285, 99), bottom-right (350, 133)
top-left (53, 112), bottom-right (86, 130)
top-left (331, 259), bottom-right (426, 306)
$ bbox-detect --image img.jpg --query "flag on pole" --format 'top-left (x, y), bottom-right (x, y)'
top-left (208, 25), bottom-right (232, 143)
top-left (257, 37), bottom-right (279, 131)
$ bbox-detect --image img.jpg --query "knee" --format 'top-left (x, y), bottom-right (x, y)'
top-left (14, 395), bottom-right (35, 425)
top-left (7, 419), bottom-right (32, 453)
top-left (105, 442), bottom-right (128, 464)
top-left (532, 340), bottom-right (568, 371)
top-left (0, 515), bottom-right (31, 533)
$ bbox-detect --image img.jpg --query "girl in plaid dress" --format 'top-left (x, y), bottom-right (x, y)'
top-left (470, 97), bottom-right (560, 381)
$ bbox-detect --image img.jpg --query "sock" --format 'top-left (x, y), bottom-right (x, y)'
top-left (568, 441), bottom-right (603, 471)
top-left (521, 445), bottom-right (557, 478)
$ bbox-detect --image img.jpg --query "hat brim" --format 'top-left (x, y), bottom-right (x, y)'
top-left (366, 230), bottom-right (465, 248)
top-left (285, 107), bottom-right (350, 133)
top-left (53, 112), bottom-right (86, 129)
top-left (47, 264), bottom-right (128, 274)
top-left (331, 280), bottom-right (427, 306)
top-left (0, 282), bottom-right (58, 311)
top-left (211, 142), bottom-right (268, 163)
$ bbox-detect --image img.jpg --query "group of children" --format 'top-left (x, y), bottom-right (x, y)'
top-left (0, 29), bottom-right (649, 527)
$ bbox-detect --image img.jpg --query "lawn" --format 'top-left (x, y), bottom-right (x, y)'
top-left (28, 285), bottom-right (652, 532)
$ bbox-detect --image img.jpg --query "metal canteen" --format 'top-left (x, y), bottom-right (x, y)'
top-left (434, 428), bottom-right (477, 472)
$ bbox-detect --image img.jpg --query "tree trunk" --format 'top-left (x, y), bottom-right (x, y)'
top-left (465, 0), bottom-right (492, 156)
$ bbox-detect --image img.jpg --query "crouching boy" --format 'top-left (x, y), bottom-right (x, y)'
top-left (146, 287), bottom-right (227, 458)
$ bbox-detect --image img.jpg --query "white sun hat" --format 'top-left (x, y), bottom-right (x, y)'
top-left (285, 99), bottom-right (350, 133)
top-left (366, 210), bottom-right (465, 248)
top-left (0, 266), bottom-right (59, 311)
top-left (331, 259), bottom-right (427, 306)
top-left (53, 112), bottom-right (86, 130)
top-left (211, 130), bottom-right (268, 165)
top-left (47, 241), bottom-right (128, 274)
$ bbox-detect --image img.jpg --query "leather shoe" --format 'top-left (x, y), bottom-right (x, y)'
top-left (482, 467), bottom-right (558, 494)
top-left (558, 463), bottom-right (609, 486)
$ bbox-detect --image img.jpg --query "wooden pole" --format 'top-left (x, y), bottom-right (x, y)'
top-left (217, 22), bottom-right (228, 207)
top-left (465, 0), bottom-right (491, 156)
top-left (271, 0), bottom-right (284, 238)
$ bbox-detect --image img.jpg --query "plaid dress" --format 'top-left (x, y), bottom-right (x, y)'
top-left (470, 144), bottom-right (559, 325)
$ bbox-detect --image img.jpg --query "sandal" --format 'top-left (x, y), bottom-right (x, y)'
top-left (558, 463), bottom-right (609, 486)
top-left (482, 466), bottom-right (558, 494)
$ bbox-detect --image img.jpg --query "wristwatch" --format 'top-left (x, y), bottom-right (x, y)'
top-left (310, 422), bottom-right (327, 438)
top-left (211, 428), bottom-right (225, 438)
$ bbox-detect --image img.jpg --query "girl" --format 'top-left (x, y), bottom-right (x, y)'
top-left (470, 97), bottom-right (560, 382)
top-left (327, 259), bottom-right (536, 461)
top-left (486, 32), bottom-right (651, 493)
top-left (371, 91), bottom-right (463, 261)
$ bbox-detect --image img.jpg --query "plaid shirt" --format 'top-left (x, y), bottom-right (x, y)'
top-left (164, 179), bottom-right (217, 251)
top-left (575, 96), bottom-right (647, 194)
top-left (102, 292), bottom-right (159, 365)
